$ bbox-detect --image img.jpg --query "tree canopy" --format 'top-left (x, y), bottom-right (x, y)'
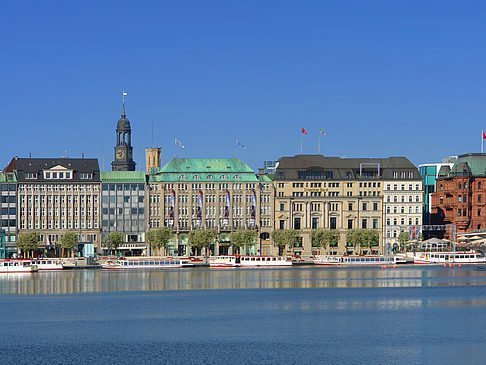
top-left (61, 232), bottom-right (78, 250)
top-left (188, 229), bottom-right (218, 255)
top-left (102, 231), bottom-right (124, 252)
top-left (17, 232), bottom-right (40, 256)
top-left (311, 229), bottom-right (340, 250)
top-left (147, 227), bottom-right (174, 255)
top-left (271, 229), bottom-right (299, 251)
top-left (229, 230), bottom-right (258, 248)
top-left (346, 229), bottom-right (379, 253)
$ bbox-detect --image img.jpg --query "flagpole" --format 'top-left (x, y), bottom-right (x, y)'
top-left (482, 133), bottom-right (484, 154)
top-left (235, 139), bottom-right (237, 158)
top-left (318, 133), bottom-right (320, 155)
top-left (300, 133), bottom-right (303, 154)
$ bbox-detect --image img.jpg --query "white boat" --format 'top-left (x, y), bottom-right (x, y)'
top-left (31, 258), bottom-right (64, 270)
top-left (209, 255), bottom-right (292, 267)
top-left (209, 256), bottom-right (239, 267)
top-left (413, 251), bottom-right (486, 265)
top-left (0, 259), bottom-right (39, 273)
top-left (239, 256), bottom-right (293, 267)
top-left (313, 255), bottom-right (397, 266)
top-left (101, 257), bottom-right (190, 269)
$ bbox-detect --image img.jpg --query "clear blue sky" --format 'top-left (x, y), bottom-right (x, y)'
top-left (1, 1), bottom-right (485, 171)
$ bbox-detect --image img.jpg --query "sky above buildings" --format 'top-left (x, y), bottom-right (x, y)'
top-left (1, 1), bottom-right (485, 171)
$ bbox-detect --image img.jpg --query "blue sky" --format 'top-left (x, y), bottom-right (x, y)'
top-left (1, 1), bottom-right (485, 171)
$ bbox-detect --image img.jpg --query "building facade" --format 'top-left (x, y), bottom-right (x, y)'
top-left (274, 155), bottom-right (422, 256)
top-left (100, 171), bottom-right (146, 254)
top-left (147, 157), bottom-right (273, 255)
top-left (431, 153), bottom-right (486, 235)
top-left (0, 171), bottom-right (17, 253)
top-left (14, 157), bottom-right (101, 252)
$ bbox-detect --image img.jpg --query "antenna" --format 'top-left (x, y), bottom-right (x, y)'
top-left (152, 122), bottom-right (154, 147)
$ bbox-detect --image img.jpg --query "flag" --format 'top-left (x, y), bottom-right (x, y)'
top-left (175, 138), bottom-right (184, 149)
top-left (237, 140), bottom-right (246, 149)
top-left (122, 91), bottom-right (127, 96)
top-left (319, 128), bottom-right (325, 135)
top-left (483, 130), bottom-right (486, 139)
top-left (301, 127), bottom-right (307, 135)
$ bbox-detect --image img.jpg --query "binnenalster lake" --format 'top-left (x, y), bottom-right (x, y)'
top-left (1, 266), bottom-right (486, 364)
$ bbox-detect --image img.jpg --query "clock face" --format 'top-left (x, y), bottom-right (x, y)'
top-left (116, 150), bottom-right (125, 159)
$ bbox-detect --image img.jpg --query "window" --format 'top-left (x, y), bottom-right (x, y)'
top-left (279, 220), bottom-right (285, 229)
top-left (348, 219), bottom-right (353, 229)
top-left (311, 217), bottom-right (319, 230)
top-left (348, 203), bottom-right (353, 210)
top-left (294, 217), bottom-right (301, 230)
top-left (329, 217), bottom-right (337, 230)
top-left (361, 219), bottom-right (367, 229)
top-left (362, 203), bottom-right (367, 211)
top-left (372, 219), bottom-right (378, 229)
top-left (373, 203), bottom-right (378, 211)
top-left (479, 195), bottom-right (482, 203)
top-left (479, 182), bottom-right (482, 189)
top-left (280, 203), bottom-right (285, 211)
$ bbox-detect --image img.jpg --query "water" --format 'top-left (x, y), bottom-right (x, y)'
top-left (1, 266), bottom-right (486, 364)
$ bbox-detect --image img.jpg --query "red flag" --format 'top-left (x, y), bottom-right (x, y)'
top-left (483, 130), bottom-right (486, 139)
top-left (301, 127), bottom-right (308, 135)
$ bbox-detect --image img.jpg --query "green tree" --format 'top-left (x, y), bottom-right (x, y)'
top-left (230, 230), bottom-right (258, 255)
top-left (188, 229), bottom-right (218, 256)
top-left (102, 231), bottom-right (124, 255)
top-left (271, 229), bottom-right (299, 255)
top-left (147, 227), bottom-right (174, 256)
top-left (398, 231), bottom-right (410, 251)
top-left (345, 229), bottom-right (361, 253)
top-left (61, 232), bottom-right (78, 258)
top-left (361, 229), bottom-right (379, 254)
top-left (17, 232), bottom-right (40, 258)
top-left (311, 229), bottom-right (341, 254)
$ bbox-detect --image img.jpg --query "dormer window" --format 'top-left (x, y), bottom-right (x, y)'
top-left (45, 172), bottom-right (51, 179)
top-left (220, 175), bottom-right (227, 180)
top-left (179, 175), bottom-right (186, 180)
top-left (25, 173), bottom-right (38, 179)
top-left (233, 175), bottom-right (241, 180)
top-left (193, 175), bottom-right (200, 180)
top-left (52, 172), bottom-right (58, 179)
top-left (207, 175), bottom-right (214, 179)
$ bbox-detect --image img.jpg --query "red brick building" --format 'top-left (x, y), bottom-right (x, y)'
top-left (431, 153), bottom-right (486, 234)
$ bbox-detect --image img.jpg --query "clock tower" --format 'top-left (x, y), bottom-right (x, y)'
top-left (111, 95), bottom-right (136, 171)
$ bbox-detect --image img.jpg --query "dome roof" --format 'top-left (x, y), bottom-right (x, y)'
top-left (116, 104), bottom-right (131, 131)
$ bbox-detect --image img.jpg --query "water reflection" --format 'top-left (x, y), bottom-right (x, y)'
top-left (0, 266), bottom-right (486, 295)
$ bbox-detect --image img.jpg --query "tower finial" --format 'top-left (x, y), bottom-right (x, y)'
top-left (122, 90), bottom-right (127, 116)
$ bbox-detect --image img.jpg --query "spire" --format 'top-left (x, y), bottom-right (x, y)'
top-left (121, 90), bottom-right (127, 117)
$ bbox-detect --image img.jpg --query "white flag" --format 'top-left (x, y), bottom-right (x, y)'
top-left (175, 138), bottom-right (184, 149)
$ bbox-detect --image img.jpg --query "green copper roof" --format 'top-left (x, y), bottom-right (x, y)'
top-left (149, 157), bottom-right (258, 182)
top-left (100, 171), bottom-right (146, 182)
top-left (0, 172), bottom-right (17, 183)
top-left (450, 154), bottom-right (486, 177)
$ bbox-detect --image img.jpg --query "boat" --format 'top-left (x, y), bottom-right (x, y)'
top-left (209, 255), bottom-right (293, 267)
top-left (413, 251), bottom-right (486, 265)
top-left (101, 257), bottom-right (191, 269)
top-left (31, 258), bottom-right (63, 270)
top-left (0, 259), bottom-right (39, 273)
top-left (313, 255), bottom-right (397, 266)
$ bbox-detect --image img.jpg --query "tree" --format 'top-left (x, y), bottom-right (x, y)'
top-left (398, 231), bottom-right (410, 251)
top-left (102, 231), bottom-right (124, 255)
top-left (147, 227), bottom-right (174, 256)
top-left (361, 229), bottom-right (379, 254)
top-left (61, 232), bottom-right (78, 258)
top-left (311, 229), bottom-right (341, 255)
top-left (271, 229), bottom-right (299, 255)
top-left (17, 232), bottom-right (40, 258)
top-left (230, 230), bottom-right (258, 255)
top-left (188, 229), bottom-right (218, 256)
top-left (345, 229), bottom-right (361, 254)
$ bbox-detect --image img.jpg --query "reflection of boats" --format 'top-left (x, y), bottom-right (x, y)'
top-left (474, 266), bottom-right (486, 271)
top-left (413, 251), bottom-right (486, 264)
top-left (209, 255), bottom-right (293, 267)
top-left (0, 259), bottom-right (38, 273)
top-left (31, 258), bottom-right (63, 270)
top-left (101, 257), bottom-right (192, 269)
top-left (313, 255), bottom-right (397, 266)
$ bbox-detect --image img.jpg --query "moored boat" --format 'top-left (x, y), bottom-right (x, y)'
top-left (31, 258), bottom-right (64, 270)
top-left (313, 255), bottom-right (397, 266)
top-left (101, 257), bottom-right (190, 269)
top-left (209, 255), bottom-right (293, 267)
top-left (0, 259), bottom-right (38, 273)
top-left (413, 251), bottom-right (486, 264)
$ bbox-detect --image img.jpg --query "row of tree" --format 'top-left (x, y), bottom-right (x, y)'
top-left (15, 227), bottom-right (382, 257)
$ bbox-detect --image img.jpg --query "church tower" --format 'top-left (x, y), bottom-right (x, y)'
top-left (111, 93), bottom-right (136, 171)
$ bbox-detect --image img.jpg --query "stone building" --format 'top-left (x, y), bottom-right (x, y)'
top-left (431, 153), bottom-right (486, 235)
top-left (14, 157), bottom-right (101, 252)
top-left (274, 154), bottom-right (422, 256)
top-left (147, 157), bottom-right (273, 255)
top-left (0, 170), bottom-right (17, 256)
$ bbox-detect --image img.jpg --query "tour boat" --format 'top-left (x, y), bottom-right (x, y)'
top-left (313, 255), bottom-right (397, 266)
top-left (31, 258), bottom-right (64, 270)
top-left (209, 255), bottom-right (293, 267)
top-left (0, 259), bottom-right (39, 273)
top-left (413, 251), bottom-right (486, 265)
top-left (101, 257), bottom-right (192, 269)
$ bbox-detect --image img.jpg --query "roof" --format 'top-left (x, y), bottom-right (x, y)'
top-left (448, 153), bottom-right (486, 177)
top-left (275, 154), bottom-right (421, 180)
top-left (149, 157), bottom-right (258, 182)
top-left (0, 172), bottom-right (17, 183)
top-left (100, 171), bottom-right (146, 182)
top-left (15, 158), bottom-right (100, 183)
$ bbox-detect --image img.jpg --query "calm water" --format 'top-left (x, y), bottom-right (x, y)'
top-left (1, 266), bottom-right (486, 364)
